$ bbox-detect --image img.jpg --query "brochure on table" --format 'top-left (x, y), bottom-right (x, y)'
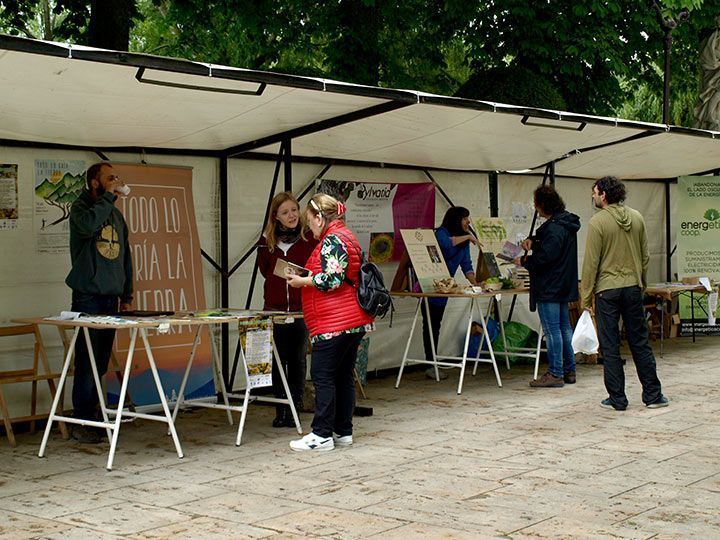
top-left (400, 229), bottom-right (451, 293)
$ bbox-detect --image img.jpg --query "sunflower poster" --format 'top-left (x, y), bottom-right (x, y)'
top-left (317, 180), bottom-right (435, 262)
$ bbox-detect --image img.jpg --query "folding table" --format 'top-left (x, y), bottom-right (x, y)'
top-left (392, 288), bottom-right (541, 394)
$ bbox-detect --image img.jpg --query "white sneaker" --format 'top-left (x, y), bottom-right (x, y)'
top-left (333, 433), bottom-right (353, 446)
top-left (289, 432), bottom-right (334, 452)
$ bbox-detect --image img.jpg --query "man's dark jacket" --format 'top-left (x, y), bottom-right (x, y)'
top-left (65, 190), bottom-right (133, 304)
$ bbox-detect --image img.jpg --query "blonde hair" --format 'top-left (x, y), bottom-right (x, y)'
top-left (263, 192), bottom-right (305, 251)
top-left (306, 193), bottom-right (344, 228)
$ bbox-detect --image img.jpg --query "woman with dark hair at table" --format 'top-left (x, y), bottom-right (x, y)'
top-left (257, 192), bottom-right (316, 427)
top-left (515, 185), bottom-right (580, 388)
top-left (422, 206), bottom-right (478, 380)
top-left (286, 193), bottom-right (375, 451)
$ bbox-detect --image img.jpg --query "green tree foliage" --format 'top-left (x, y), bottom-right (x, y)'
top-left (0, 0), bottom-right (136, 49)
top-left (4, 0), bottom-right (720, 127)
top-left (0, 0), bottom-right (89, 41)
top-left (455, 66), bottom-right (567, 110)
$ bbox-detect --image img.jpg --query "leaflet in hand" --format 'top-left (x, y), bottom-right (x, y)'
top-left (273, 258), bottom-right (310, 279)
top-left (496, 241), bottom-right (523, 262)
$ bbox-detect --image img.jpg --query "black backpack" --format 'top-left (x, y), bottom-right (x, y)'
top-left (336, 232), bottom-right (394, 320)
top-left (355, 257), bottom-right (394, 319)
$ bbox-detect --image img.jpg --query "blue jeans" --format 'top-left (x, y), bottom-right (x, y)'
top-left (537, 302), bottom-right (575, 378)
top-left (71, 292), bottom-right (119, 420)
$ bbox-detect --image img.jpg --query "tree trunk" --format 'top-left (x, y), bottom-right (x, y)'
top-left (88, 0), bottom-right (134, 51)
top-left (327, 0), bottom-right (381, 86)
top-left (41, 0), bottom-right (53, 40)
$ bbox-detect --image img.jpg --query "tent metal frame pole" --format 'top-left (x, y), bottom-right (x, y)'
top-left (300, 164), bottom-right (332, 201)
top-left (242, 142), bottom-right (285, 308)
top-left (231, 141), bottom-right (294, 388)
top-left (224, 101), bottom-right (413, 158)
top-left (284, 138), bottom-right (293, 191)
top-left (423, 170), bottom-right (454, 208)
top-left (220, 156), bottom-right (230, 387)
top-left (665, 180), bottom-right (672, 281)
top-left (488, 172), bottom-right (499, 217)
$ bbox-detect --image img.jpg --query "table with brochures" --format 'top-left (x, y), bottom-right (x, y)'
top-left (14, 309), bottom-right (301, 470)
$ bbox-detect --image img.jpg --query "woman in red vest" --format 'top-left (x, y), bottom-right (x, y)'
top-left (257, 192), bottom-right (317, 427)
top-left (286, 193), bottom-right (374, 451)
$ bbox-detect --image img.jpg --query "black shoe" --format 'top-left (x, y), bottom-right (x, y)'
top-left (272, 407), bottom-right (295, 428)
top-left (600, 398), bottom-right (626, 411)
top-left (564, 371), bottom-right (576, 384)
top-left (646, 396), bottom-right (669, 409)
top-left (71, 424), bottom-right (102, 444)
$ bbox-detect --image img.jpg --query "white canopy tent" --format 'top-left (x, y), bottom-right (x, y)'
top-left (1, 34), bottom-right (719, 179)
top-left (1, 34), bottom-right (718, 395)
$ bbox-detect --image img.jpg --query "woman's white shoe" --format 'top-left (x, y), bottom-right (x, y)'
top-left (290, 432), bottom-right (335, 451)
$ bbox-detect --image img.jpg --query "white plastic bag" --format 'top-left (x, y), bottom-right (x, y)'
top-left (571, 310), bottom-right (599, 354)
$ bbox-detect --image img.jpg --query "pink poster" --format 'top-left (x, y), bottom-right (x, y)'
top-left (318, 180), bottom-right (435, 262)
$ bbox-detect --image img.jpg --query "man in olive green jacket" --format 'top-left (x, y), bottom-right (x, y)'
top-left (581, 176), bottom-right (668, 411)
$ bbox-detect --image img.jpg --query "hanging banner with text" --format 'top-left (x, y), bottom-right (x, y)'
top-left (676, 176), bottom-right (720, 280)
top-left (676, 176), bottom-right (720, 333)
top-left (317, 180), bottom-right (435, 262)
top-left (107, 164), bottom-right (214, 409)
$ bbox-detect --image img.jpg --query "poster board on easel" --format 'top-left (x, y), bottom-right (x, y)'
top-left (399, 229), bottom-right (451, 293)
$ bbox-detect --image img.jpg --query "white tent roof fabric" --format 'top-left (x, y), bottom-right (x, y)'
top-left (1, 35), bottom-right (719, 179)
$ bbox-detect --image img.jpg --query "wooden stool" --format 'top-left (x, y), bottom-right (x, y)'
top-left (0, 324), bottom-right (68, 446)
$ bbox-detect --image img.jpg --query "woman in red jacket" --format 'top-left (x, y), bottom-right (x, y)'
top-left (286, 194), bottom-right (374, 451)
top-left (257, 192), bottom-right (317, 427)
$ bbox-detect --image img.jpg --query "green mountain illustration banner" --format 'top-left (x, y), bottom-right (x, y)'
top-left (34, 159), bottom-right (85, 254)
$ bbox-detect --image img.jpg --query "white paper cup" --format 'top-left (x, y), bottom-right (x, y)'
top-left (117, 184), bottom-right (131, 196)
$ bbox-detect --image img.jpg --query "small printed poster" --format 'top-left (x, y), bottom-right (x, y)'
top-left (0, 164), bottom-right (19, 230)
top-left (239, 318), bottom-right (273, 389)
top-left (473, 217), bottom-right (508, 255)
top-left (34, 159), bottom-right (85, 254)
top-left (400, 228), bottom-right (450, 292)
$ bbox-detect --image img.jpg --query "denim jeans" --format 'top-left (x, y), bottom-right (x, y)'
top-left (272, 318), bottom-right (308, 409)
top-left (310, 331), bottom-right (365, 438)
top-left (537, 302), bottom-right (576, 378)
top-left (595, 286), bottom-right (663, 408)
top-left (421, 302), bottom-right (446, 362)
top-left (71, 292), bottom-right (119, 420)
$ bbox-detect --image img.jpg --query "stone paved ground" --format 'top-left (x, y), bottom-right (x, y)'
top-left (1, 337), bottom-right (719, 539)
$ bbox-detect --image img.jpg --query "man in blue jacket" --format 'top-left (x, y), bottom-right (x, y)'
top-left (66, 163), bottom-right (133, 443)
